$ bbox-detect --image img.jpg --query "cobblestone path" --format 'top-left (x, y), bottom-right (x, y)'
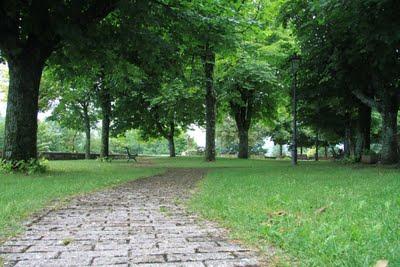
top-left (0, 169), bottom-right (262, 267)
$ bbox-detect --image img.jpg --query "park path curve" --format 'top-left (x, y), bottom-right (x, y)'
top-left (0, 169), bottom-right (262, 267)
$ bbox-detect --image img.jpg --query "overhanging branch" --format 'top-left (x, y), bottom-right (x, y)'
top-left (352, 90), bottom-right (380, 110)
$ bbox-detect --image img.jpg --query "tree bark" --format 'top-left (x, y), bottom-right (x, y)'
top-left (167, 136), bottom-right (176, 157)
top-left (99, 87), bottom-right (111, 158)
top-left (331, 146), bottom-right (337, 158)
top-left (82, 104), bottom-right (91, 160)
top-left (379, 94), bottom-right (399, 164)
top-left (324, 146), bottom-right (328, 158)
top-left (343, 113), bottom-right (352, 157)
top-left (3, 52), bottom-right (46, 161)
top-left (238, 129), bottom-right (249, 159)
top-left (71, 132), bottom-right (77, 153)
top-left (202, 43), bottom-right (216, 161)
top-left (279, 144), bottom-right (283, 157)
top-left (230, 85), bottom-right (254, 160)
top-left (354, 102), bottom-right (371, 162)
top-left (352, 87), bottom-right (399, 164)
top-left (315, 132), bottom-right (319, 161)
top-left (167, 122), bottom-right (176, 157)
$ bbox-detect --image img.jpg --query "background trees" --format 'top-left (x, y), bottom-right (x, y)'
top-left (218, 51), bottom-right (278, 158)
top-left (1, 0), bottom-right (399, 165)
top-left (280, 0), bottom-right (400, 164)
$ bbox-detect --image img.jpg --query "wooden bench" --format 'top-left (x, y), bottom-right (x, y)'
top-left (125, 147), bottom-right (138, 162)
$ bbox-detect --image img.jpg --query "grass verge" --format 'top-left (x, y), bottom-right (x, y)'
top-left (189, 159), bottom-right (400, 266)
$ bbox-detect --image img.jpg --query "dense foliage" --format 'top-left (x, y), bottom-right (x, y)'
top-left (1, 0), bottom-right (399, 165)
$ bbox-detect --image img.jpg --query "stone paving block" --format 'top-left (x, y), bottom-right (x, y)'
top-left (3, 252), bottom-right (58, 261)
top-left (92, 256), bottom-right (128, 265)
top-left (14, 257), bottom-right (92, 267)
top-left (59, 249), bottom-right (127, 259)
top-left (167, 252), bottom-right (235, 262)
top-left (129, 254), bottom-right (166, 263)
top-left (132, 262), bottom-right (205, 267)
top-left (204, 258), bottom-right (259, 267)
top-left (0, 245), bottom-right (28, 253)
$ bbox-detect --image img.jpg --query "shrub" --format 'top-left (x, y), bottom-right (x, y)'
top-left (0, 158), bottom-right (48, 174)
top-left (363, 149), bottom-right (378, 156)
top-left (96, 157), bottom-right (112, 163)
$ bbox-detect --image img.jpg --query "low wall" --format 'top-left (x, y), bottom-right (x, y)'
top-left (39, 152), bottom-right (127, 160)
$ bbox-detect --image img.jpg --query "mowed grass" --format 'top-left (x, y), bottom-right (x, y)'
top-left (0, 160), bottom-right (163, 239)
top-left (189, 159), bottom-right (400, 266)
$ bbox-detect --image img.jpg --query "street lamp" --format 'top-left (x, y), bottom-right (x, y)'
top-left (290, 53), bottom-right (301, 166)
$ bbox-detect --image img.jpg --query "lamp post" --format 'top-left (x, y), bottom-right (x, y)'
top-left (290, 53), bottom-right (301, 166)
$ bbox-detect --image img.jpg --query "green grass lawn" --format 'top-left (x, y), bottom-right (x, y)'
top-left (1, 157), bottom-right (399, 266)
top-left (189, 159), bottom-right (400, 266)
top-left (0, 160), bottom-right (163, 240)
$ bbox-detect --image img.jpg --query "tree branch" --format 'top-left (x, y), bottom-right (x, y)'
top-left (352, 90), bottom-right (380, 110)
top-left (0, 5), bottom-right (20, 50)
top-left (75, 0), bottom-right (119, 28)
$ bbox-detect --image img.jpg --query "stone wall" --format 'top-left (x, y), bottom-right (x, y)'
top-left (39, 152), bottom-right (127, 160)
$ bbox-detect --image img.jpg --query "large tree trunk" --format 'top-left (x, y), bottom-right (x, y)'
top-left (324, 146), bottom-right (328, 158)
top-left (167, 122), bottom-right (176, 157)
top-left (82, 104), bottom-right (91, 160)
top-left (99, 88), bottom-right (111, 158)
top-left (202, 43), bottom-right (216, 161)
top-left (355, 102), bottom-right (371, 162)
top-left (238, 129), bottom-right (249, 159)
top-left (379, 94), bottom-right (399, 164)
top-left (3, 52), bottom-right (46, 161)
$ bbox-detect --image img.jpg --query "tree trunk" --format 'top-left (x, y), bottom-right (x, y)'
top-left (353, 87), bottom-right (399, 164)
top-left (99, 88), bottom-right (111, 158)
top-left (315, 132), bottom-right (319, 161)
top-left (202, 43), bottom-right (216, 161)
top-left (324, 146), bottom-right (328, 158)
top-left (3, 52), bottom-right (46, 161)
top-left (355, 102), bottom-right (371, 162)
top-left (331, 146), bottom-right (338, 158)
top-left (167, 122), bottom-right (176, 157)
top-left (238, 129), bottom-right (249, 159)
top-left (343, 114), bottom-right (351, 157)
top-left (82, 105), bottom-right (91, 160)
top-left (167, 136), bottom-right (176, 157)
top-left (279, 144), bottom-right (283, 157)
top-left (379, 94), bottom-right (399, 164)
top-left (300, 147), bottom-right (303, 155)
top-left (71, 131), bottom-right (77, 153)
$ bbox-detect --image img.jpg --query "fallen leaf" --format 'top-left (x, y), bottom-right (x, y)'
top-left (315, 206), bottom-right (328, 214)
top-left (374, 260), bottom-right (388, 267)
top-left (268, 210), bottom-right (287, 217)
